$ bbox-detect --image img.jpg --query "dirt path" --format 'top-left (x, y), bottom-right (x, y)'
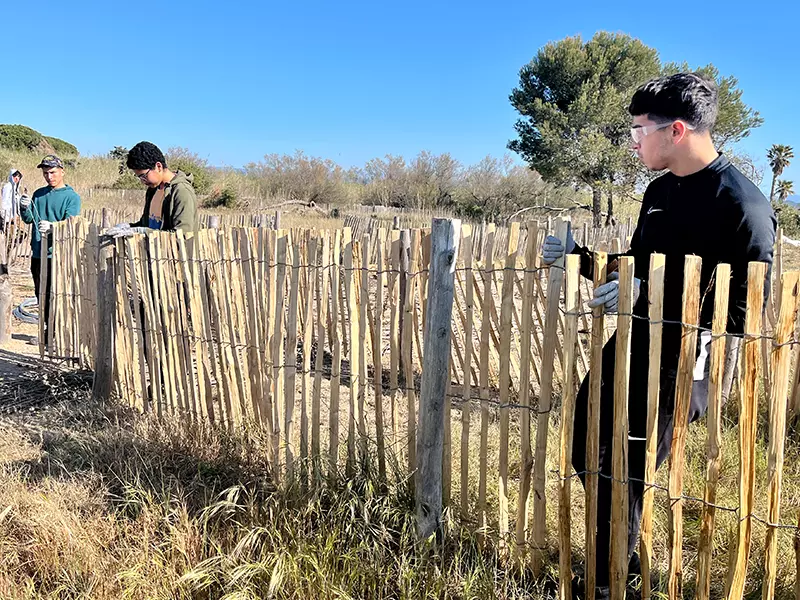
top-left (0, 260), bottom-right (43, 378)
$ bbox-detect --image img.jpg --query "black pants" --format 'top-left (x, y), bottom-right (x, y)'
top-left (571, 322), bottom-right (711, 587)
top-left (30, 257), bottom-right (52, 343)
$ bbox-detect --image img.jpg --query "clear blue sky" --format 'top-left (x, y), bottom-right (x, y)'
top-left (3, 0), bottom-right (798, 192)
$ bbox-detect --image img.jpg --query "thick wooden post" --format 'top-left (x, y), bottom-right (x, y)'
top-left (93, 235), bottom-right (116, 400)
top-left (416, 218), bottom-right (460, 541)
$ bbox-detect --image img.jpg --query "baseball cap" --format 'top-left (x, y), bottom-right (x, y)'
top-left (37, 154), bottom-right (64, 169)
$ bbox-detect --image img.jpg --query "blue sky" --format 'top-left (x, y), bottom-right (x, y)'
top-left (3, 0), bottom-right (798, 193)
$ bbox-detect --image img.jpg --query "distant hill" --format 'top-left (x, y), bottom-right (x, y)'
top-left (786, 195), bottom-right (800, 206)
top-left (0, 124), bottom-right (78, 156)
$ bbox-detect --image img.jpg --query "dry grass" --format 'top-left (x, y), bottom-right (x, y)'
top-left (0, 361), bottom-right (797, 599)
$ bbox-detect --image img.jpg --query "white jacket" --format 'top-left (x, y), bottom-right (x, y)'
top-left (1, 168), bottom-right (20, 219)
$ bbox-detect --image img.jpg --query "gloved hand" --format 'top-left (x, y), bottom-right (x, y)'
top-left (105, 224), bottom-right (148, 238)
top-left (587, 271), bottom-right (641, 313)
top-left (19, 195), bottom-right (32, 210)
top-left (541, 226), bottom-right (576, 265)
top-left (38, 220), bottom-right (52, 234)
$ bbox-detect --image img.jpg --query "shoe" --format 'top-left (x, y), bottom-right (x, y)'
top-left (628, 551), bottom-right (641, 577)
top-left (27, 336), bottom-right (38, 346)
top-left (569, 576), bottom-right (610, 600)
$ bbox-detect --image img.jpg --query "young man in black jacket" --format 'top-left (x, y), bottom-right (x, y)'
top-left (542, 73), bottom-right (776, 597)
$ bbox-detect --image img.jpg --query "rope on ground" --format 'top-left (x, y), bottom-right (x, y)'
top-left (13, 297), bottom-right (38, 324)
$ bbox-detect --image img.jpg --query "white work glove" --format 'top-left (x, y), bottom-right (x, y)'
top-left (38, 220), bottom-right (52, 234)
top-left (541, 226), bottom-right (576, 265)
top-left (19, 195), bottom-right (32, 210)
top-left (587, 271), bottom-right (641, 313)
top-left (105, 223), bottom-right (148, 238)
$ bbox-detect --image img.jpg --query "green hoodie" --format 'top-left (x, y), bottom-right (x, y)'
top-left (131, 170), bottom-right (199, 232)
top-left (20, 185), bottom-right (81, 258)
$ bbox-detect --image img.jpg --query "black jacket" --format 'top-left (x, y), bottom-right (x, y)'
top-left (576, 154), bottom-right (776, 364)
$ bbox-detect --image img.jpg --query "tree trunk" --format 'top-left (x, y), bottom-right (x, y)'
top-left (605, 187), bottom-right (614, 226)
top-left (592, 186), bottom-right (602, 229)
top-left (770, 172), bottom-right (778, 205)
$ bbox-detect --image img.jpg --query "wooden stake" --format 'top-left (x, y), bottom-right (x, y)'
top-left (374, 229), bottom-right (387, 482)
top-left (641, 253), bottom-right (666, 600)
top-left (329, 230), bottom-right (343, 477)
top-left (532, 218), bottom-right (570, 575)
top-left (585, 251), bottom-right (608, 600)
top-left (514, 221), bottom-right (538, 559)
top-left (667, 255), bottom-right (703, 600)
top-left (477, 223), bottom-right (496, 543)
top-left (728, 262), bottom-right (768, 600)
top-left (558, 254), bottom-right (581, 600)
top-left (609, 256), bottom-right (635, 600)
top-left (763, 272), bottom-right (800, 600)
top-left (416, 218), bottom-right (460, 540)
top-left (460, 224), bottom-right (474, 520)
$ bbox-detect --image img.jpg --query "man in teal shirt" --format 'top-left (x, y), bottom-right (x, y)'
top-left (19, 154), bottom-right (81, 343)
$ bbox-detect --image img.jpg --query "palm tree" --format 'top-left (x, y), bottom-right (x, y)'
top-left (777, 179), bottom-right (795, 202)
top-left (768, 144), bottom-right (794, 203)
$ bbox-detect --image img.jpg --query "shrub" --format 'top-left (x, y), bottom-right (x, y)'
top-left (110, 172), bottom-right (144, 190)
top-left (166, 147), bottom-right (212, 194)
top-left (44, 136), bottom-right (78, 156)
top-left (205, 185), bottom-right (239, 209)
top-left (776, 201), bottom-right (800, 239)
top-left (0, 124), bottom-right (44, 152)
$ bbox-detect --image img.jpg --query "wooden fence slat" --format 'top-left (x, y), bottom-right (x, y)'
top-left (728, 261), bottom-right (768, 600)
top-left (763, 271), bottom-right (800, 600)
top-left (609, 256), bottom-right (635, 600)
top-left (497, 222), bottom-right (520, 552)
top-left (285, 236), bottom-right (301, 476)
top-left (344, 230), bottom-right (359, 477)
top-left (460, 224), bottom-right (474, 521)
top-left (359, 235), bottom-right (370, 468)
top-left (514, 221), bottom-right (537, 560)
top-left (585, 250), bottom-right (608, 600)
top-left (640, 253), bottom-right (666, 600)
top-left (532, 217), bottom-right (569, 575)
top-left (667, 255), bottom-right (703, 600)
top-left (329, 229), bottom-right (343, 477)
top-left (374, 229), bottom-right (387, 482)
top-left (217, 232), bottom-right (249, 422)
top-left (312, 231), bottom-right (329, 481)
top-left (389, 230), bottom-right (401, 449)
top-left (477, 223), bottom-right (496, 543)
top-left (193, 232), bottom-right (220, 424)
top-left (693, 263), bottom-right (731, 600)
top-left (558, 254), bottom-right (581, 600)
top-left (301, 234), bottom-right (317, 480)
top-left (272, 232), bottom-right (288, 480)
top-left (240, 228), bottom-right (266, 424)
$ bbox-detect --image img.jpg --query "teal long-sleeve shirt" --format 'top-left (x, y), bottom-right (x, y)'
top-left (20, 185), bottom-right (81, 258)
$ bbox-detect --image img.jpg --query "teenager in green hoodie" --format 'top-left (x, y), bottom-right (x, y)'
top-left (19, 154), bottom-right (81, 344)
top-left (106, 141), bottom-right (199, 237)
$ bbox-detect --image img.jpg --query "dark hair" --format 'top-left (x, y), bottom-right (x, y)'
top-left (12, 170), bottom-right (21, 179)
top-left (629, 73), bottom-right (718, 132)
top-left (126, 141), bottom-right (168, 170)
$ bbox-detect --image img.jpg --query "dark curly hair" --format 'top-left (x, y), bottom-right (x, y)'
top-left (629, 73), bottom-right (718, 133)
top-left (126, 141), bottom-right (168, 170)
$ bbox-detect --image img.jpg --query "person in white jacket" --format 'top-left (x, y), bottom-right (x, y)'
top-left (1, 169), bottom-right (22, 225)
